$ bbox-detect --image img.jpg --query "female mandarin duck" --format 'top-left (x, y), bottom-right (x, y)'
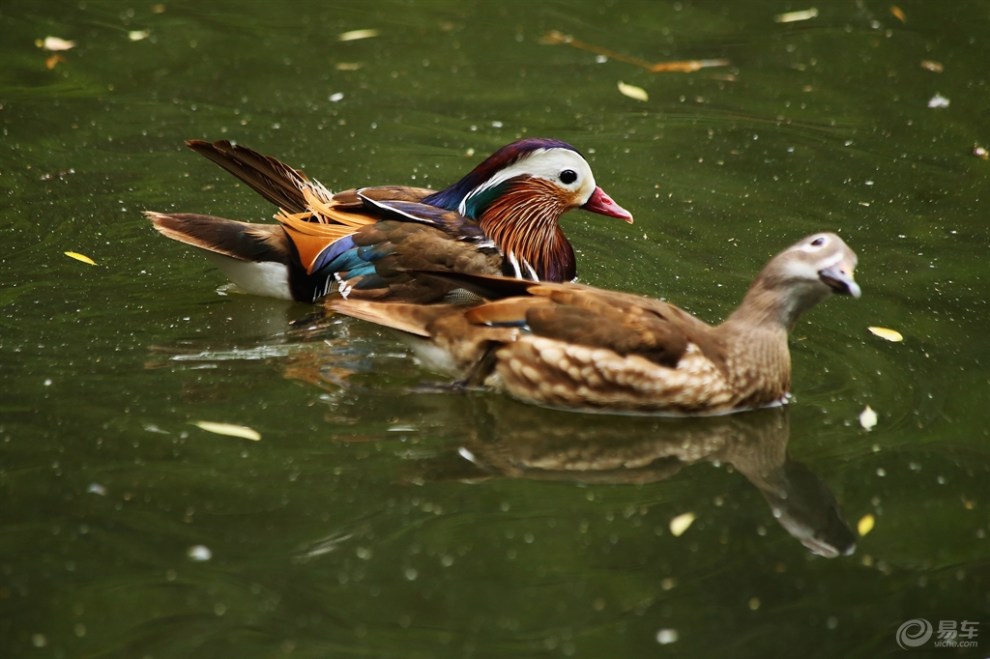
top-left (328, 233), bottom-right (861, 415)
top-left (146, 138), bottom-right (632, 303)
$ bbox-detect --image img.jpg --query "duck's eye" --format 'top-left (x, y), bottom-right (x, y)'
top-left (811, 236), bottom-right (826, 247)
top-left (559, 169), bottom-right (578, 184)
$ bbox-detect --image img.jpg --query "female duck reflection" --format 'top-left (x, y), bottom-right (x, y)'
top-left (409, 402), bottom-right (856, 559)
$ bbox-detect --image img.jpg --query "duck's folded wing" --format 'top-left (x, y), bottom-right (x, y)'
top-left (332, 223), bottom-right (504, 302)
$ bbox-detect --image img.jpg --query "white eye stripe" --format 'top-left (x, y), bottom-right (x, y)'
top-left (797, 236), bottom-right (830, 253)
top-left (460, 148), bottom-right (596, 214)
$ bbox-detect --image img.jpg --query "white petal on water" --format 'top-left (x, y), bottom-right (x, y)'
top-left (192, 421), bottom-right (261, 441)
top-left (187, 545), bottom-right (212, 561)
top-left (39, 36), bottom-right (76, 51)
top-left (338, 28), bottom-right (380, 42)
top-left (669, 512), bottom-right (696, 537)
top-left (774, 8), bottom-right (819, 23)
top-left (927, 93), bottom-right (950, 109)
top-left (618, 81), bottom-right (649, 102)
top-left (859, 406), bottom-right (878, 431)
top-left (868, 326), bottom-right (904, 342)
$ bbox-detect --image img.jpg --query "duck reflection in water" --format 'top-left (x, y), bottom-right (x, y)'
top-left (141, 303), bottom-right (855, 558)
top-left (412, 400), bottom-right (856, 558)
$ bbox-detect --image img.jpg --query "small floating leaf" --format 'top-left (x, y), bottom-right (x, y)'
top-left (868, 326), bottom-right (903, 342)
top-left (338, 28), bottom-right (379, 42)
top-left (656, 629), bottom-right (679, 645)
top-left (64, 251), bottom-right (97, 266)
top-left (618, 81), bottom-right (649, 102)
top-left (774, 8), bottom-right (818, 23)
top-left (927, 93), bottom-right (950, 109)
top-left (128, 29), bottom-right (150, 42)
top-left (669, 512), bottom-right (696, 537)
top-left (920, 59), bottom-right (943, 73)
top-left (859, 405), bottom-right (878, 431)
top-left (37, 36), bottom-right (76, 51)
top-left (857, 514), bottom-right (875, 536)
top-left (542, 30), bottom-right (728, 74)
top-left (87, 483), bottom-right (107, 496)
top-left (649, 59), bottom-right (730, 73)
top-left (187, 545), bottom-right (212, 561)
top-left (193, 420), bottom-right (261, 441)
top-left (889, 5), bottom-right (906, 23)
top-left (45, 54), bottom-right (66, 70)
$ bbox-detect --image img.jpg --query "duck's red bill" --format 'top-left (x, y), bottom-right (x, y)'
top-left (582, 186), bottom-right (634, 223)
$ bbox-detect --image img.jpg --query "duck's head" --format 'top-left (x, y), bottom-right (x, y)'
top-left (424, 138), bottom-right (633, 224)
top-left (739, 232), bottom-right (861, 327)
top-left (783, 232), bottom-right (861, 299)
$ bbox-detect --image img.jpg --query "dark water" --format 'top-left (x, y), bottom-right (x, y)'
top-left (2, 1), bottom-right (988, 657)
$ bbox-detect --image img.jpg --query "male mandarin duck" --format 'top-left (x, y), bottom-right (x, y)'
top-left (328, 233), bottom-right (861, 415)
top-left (146, 138), bottom-right (633, 303)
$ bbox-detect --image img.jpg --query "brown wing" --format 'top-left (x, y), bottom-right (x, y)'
top-left (463, 281), bottom-right (727, 371)
top-left (338, 221), bottom-right (505, 302)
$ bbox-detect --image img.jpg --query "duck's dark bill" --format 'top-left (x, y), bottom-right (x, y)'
top-left (818, 265), bottom-right (862, 298)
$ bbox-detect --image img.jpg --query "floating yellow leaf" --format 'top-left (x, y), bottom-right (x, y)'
top-left (774, 8), bottom-right (818, 23)
top-left (193, 421), bottom-right (261, 441)
top-left (868, 326), bottom-right (904, 342)
top-left (338, 28), bottom-right (379, 42)
top-left (64, 251), bottom-right (97, 266)
top-left (649, 59), bottom-right (730, 73)
top-left (920, 59), bottom-right (944, 73)
top-left (859, 405), bottom-right (878, 431)
top-left (45, 54), bottom-right (66, 70)
top-left (890, 5), bottom-right (906, 23)
top-left (669, 512), bottom-right (696, 537)
top-left (618, 81), bottom-right (648, 102)
top-left (37, 36), bottom-right (76, 51)
top-left (857, 513), bottom-right (875, 536)
top-left (542, 30), bottom-right (729, 74)
top-left (128, 29), bottom-right (150, 42)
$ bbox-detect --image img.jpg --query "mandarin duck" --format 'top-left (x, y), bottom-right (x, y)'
top-left (328, 233), bottom-right (861, 415)
top-left (146, 138), bottom-right (632, 303)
